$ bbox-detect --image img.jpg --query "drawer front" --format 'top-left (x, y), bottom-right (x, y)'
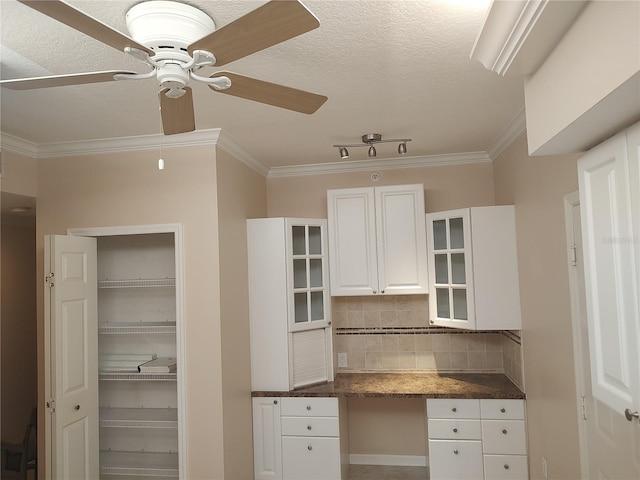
top-left (484, 455), bottom-right (529, 480)
top-left (427, 399), bottom-right (480, 419)
top-left (480, 399), bottom-right (525, 420)
top-left (428, 419), bottom-right (482, 440)
top-left (280, 397), bottom-right (338, 417)
top-left (482, 420), bottom-right (527, 455)
top-left (282, 436), bottom-right (341, 480)
top-left (281, 416), bottom-right (339, 437)
top-left (428, 439), bottom-right (483, 480)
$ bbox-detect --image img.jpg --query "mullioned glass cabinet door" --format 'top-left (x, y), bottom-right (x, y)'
top-left (426, 209), bottom-right (475, 329)
top-left (287, 221), bottom-right (331, 332)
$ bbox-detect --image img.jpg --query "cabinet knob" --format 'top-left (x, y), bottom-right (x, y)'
top-left (381, 290), bottom-right (385, 294)
top-left (504, 464), bottom-right (510, 470)
top-left (451, 407), bottom-right (457, 412)
top-left (373, 290), bottom-right (377, 294)
top-left (273, 400), bottom-right (278, 405)
top-left (453, 428), bottom-right (458, 433)
top-left (307, 425), bottom-right (312, 430)
top-left (74, 404), bottom-right (80, 411)
top-left (453, 449), bottom-right (459, 455)
top-left (430, 320), bottom-right (435, 324)
top-left (306, 405), bottom-right (311, 411)
top-left (502, 429), bottom-right (508, 434)
top-left (500, 408), bottom-right (506, 413)
top-left (307, 445), bottom-right (313, 451)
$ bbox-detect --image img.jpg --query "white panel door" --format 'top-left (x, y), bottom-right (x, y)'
top-left (578, 128), bottom-right (640, 415)
top-left (45, 234), bottom-right (99, 480)
top-left (375, 184), bottom-right (428, 295)
top-left (327, 188), bottom-right (378, 295)
top-left (252, 398), bottom-right (282, 480)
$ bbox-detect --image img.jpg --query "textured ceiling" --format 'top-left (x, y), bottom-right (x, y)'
top-left (0, 0), bottom-right (525, 170)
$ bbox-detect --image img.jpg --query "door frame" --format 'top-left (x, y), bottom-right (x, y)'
top-left (67, 223), bottom-right (187, 479)
top-left (564, 191), bottom-right (588, 478)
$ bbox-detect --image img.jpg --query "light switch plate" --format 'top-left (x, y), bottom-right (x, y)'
top-left (337, 353), bottom-right (348, 368)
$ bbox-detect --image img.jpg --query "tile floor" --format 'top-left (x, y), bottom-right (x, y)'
top-left (347, 465), bottom-right (429, 480)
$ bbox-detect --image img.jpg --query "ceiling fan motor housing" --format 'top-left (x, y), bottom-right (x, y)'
top-left (126, 0), bottom-right (215, 63)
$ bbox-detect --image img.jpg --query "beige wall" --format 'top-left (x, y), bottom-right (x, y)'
top-left (267, 162), bottom-right (496, 457)
top-left (1, 220), bottom-right (37, 443)
top-left (493, 132), bottom-right (581, 479)
top-left (35, 146), bottom-right (226, 479)
top-left (216, 148), bottom-right (267, 479)
top-left (525, 0), bottom-right (640, 154)
top-left (0, 150), bottom-right (37, 197)
top-left (267, 162), bottom-right (495, 217)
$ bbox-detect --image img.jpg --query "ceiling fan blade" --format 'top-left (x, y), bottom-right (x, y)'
top-left (189, 0), bottom-right (319, 66)
top-left (209, 72), bottom-right (327, 114)
top-left (0, 71), bottom-right (138, 90)
top-left (160, 88), bottom-right (196, 135)
top-left (18, 0), bottom-right (154, 56)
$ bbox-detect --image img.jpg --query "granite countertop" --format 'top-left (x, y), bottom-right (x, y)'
top-left (252, 372), bottom-right (525, 399)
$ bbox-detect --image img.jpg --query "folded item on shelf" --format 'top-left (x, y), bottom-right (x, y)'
top-left (138, 358), bottom-right (177, 373)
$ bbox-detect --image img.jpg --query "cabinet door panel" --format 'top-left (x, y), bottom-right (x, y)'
top-left (375, 184), bottom-right (428, 295)
top-left (428, 439), bottom-right (483, 480)
top-left (327, 188), bottom-right (378, 295)
top-left (282, 437), bottom-right (341, 480)
top-left (252, 398), bottom-right (282, 480)
top-left (481, 420), bottom-right (527, 455)
top-left (480, 399), bottom-right (525, 420)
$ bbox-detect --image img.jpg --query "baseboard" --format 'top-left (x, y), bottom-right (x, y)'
top-left (349, 454), bottom-right (428, 467)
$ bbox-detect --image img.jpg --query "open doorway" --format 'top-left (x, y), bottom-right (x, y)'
top-left (1, 191), bottom-right (37, 479)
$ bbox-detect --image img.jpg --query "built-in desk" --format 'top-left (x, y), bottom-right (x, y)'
top-left (251, 373), bottom-right (526, 480)
top-left (252, 372), bottom-right (525, 399)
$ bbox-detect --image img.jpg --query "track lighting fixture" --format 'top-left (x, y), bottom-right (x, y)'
top-left (333, 133), bottom-right (412, 159)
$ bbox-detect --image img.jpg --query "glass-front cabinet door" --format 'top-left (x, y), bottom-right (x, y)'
top-left (287, 220), bottom-right (331, 332)
top-left (426, 209), bottom-right (476, 329)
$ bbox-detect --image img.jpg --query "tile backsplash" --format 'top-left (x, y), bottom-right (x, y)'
top-left (332, 295), bottom-right (525, 391)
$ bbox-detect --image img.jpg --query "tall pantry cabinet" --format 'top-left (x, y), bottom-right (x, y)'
top-left (45, 225), bottom-right (185, 480)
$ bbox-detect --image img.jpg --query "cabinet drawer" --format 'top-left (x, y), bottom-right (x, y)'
top-left (484, 455), bottom-right (529, 479)
top-left (428, 439), bottom-right (483, 480)
top-left (280, 397), bottom-right (338, 417)
top-left (281, 416), bottom-right (339, 437)
top-left (427, 399), bottom-right (480, 419)
top-left (282, 436), bottom-right (341, 480)
top-left (480, 399), bottom-right (525, 420)
top-left (481, 420), bottom-right (527, 454)
top-left (428, 419), bottom-right (482, 440)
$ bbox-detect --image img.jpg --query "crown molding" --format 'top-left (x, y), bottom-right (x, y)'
top-left (471, 0), bottom-right (588, 76)
top-left (267, 151), bottom-right (491, 178)
top-left (488, 108), bottom-right (527, 159)
top-left (0, 132), bottom-right (39, 157)
top-left (215, 130), bottom-right (269, 177)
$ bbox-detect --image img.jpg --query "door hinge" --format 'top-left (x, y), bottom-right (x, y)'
top-left (569, 244), bottom-right (578, 267)
top-left (45, 272), bottom-right (55, 288)
top-left (46, 398), bottom-right (56, 414)
top-left (580, 396), bottom-right (587, 420)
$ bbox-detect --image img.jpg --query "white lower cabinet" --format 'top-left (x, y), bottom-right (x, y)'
top-left (252, 397), bottom-right (347, 480)
top-left (427, 399), bottom-right (528, 480)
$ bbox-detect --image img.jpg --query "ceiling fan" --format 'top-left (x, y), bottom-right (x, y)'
top-left (0, 0), bottom-right (328, 135)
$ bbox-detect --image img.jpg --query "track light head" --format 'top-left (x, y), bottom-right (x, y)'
top-left (368, 145), bottom-right (377, 157)
top-left (339, 147), bottom-right (349, 159)
top-left (398, 142), bottom-right (407, 155)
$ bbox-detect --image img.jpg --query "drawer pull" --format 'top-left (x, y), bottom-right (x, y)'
top-left (504, 464), bottom-right (510, 470)
top-left (273, 400), bottom-right (278, 405)
top-left (453, 449), bottom-right (459, 455)
top-left (453, 428), bottom-right (458, 433)
top-left (452, 407), bottom-right (457, 413)
top-left (307, 425), bottom-right (312, 430)
top-left (502, 429), bottom-right (508, 434)
top-left (306, 405), bottom-right (312, 411)
top-left (307, 445), bottom-right (313, 451)
top-left (500, 407), bottom-right (506, 413)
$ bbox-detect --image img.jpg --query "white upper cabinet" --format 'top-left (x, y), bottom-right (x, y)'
top-left (426, 206), bottom-right (522, 331)
top-left (578, 121), bottom-right (640, 417)
top-left (327, 184), bottom-right (428, 296)
top-left (247, 218), bottom-right (333, 392)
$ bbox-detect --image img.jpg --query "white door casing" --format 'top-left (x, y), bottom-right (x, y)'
top-left (565, 195), bottom-right (640, 479)
top-left (577, 128), bottom-right (640, 415)
top-left (45, 234), bottom-right (99, 480)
